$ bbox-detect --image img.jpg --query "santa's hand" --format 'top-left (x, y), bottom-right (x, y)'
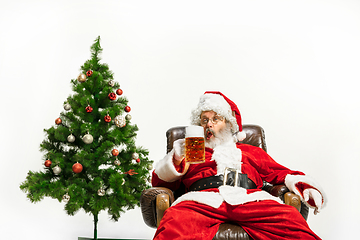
top-left (303, 188), bottom-right (323, 215)
top-left (173, 139), bottom-right (185, 164)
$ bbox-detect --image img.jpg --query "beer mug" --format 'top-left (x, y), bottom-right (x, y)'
top-left (185, 125), bottom-right (205, 164)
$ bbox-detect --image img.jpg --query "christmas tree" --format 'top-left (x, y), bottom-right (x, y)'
top-left (20, 36), bottom-right (152, 240)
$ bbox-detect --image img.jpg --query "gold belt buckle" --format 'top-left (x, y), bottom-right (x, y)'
top-left (223, 167), bottom-right (240, 187)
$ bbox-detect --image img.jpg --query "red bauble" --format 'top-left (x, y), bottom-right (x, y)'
top-left (72, 163), bottom-right (83, 173)
top-left (124, 106), bottom-right (131, 112)
top-left (86, 70), bottom-right (93, 77)
top-left (108, 93), bottom-right (117, 100)
top-left (116, 89), bottom-right (123, 95)
top-left (112, 149), bottom-right (119, 156)
top-left (55, 118), bottom-right (62, 125)
top-left (44, 160), bottom-right (52, 167)
top-left (104, 115), bottom-right (112, 123)
top-left (85, 106), bottom-right (93, 113)
top-left (136, 158), bottom-right (140, 163)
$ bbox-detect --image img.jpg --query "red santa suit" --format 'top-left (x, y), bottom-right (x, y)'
top-left (152, 91), bottom-right (325, 240)
top-left (151, 139), bottom-right (325, 240)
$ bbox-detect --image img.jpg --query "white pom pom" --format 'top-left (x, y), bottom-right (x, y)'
top-left (236, 131), bottom-right (246, 141)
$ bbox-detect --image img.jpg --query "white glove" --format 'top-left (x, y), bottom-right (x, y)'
top-left (303, 188), bottom-right (323, 215)
top-left (173, 139), bottom-right (185, 162)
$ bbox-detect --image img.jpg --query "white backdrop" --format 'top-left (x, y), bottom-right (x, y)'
top-left (1, 0), bottom-right (359, 239)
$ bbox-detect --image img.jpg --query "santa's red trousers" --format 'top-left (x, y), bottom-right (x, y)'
top-left (153, 200), bottom-right (321, 240)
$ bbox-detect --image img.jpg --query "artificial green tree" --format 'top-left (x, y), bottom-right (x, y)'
top-left (20, 36), bottom-right (152, 240)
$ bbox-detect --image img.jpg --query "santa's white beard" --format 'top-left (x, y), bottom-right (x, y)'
top-left (205, 124), bottom-right (234, 149)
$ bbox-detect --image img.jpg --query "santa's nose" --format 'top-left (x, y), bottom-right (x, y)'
top-left (206, 121), bottom-right (213, 128)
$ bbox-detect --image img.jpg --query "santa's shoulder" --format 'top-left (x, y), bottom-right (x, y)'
top-left (236, 142), bottom-right (264, 152)
top-left (236, 142), bottom-right (269, 158)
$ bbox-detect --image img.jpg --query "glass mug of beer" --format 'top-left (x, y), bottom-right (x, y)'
top-left (185, 125), bottom-right (205, 164)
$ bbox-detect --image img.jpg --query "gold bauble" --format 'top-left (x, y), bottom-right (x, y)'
top-left (77, 73), bottom-right (87, 83)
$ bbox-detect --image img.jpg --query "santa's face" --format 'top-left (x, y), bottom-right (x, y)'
top-left (200, 111), bottom-right (227, 140)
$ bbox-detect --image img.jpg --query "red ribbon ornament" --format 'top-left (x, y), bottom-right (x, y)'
top-left (124, 169), bottom-right (138, 175)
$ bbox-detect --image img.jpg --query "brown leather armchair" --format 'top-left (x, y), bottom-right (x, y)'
top-left (141, 125), bottom-right (309, 240)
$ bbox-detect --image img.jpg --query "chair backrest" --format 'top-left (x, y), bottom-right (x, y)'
top-left (166, 124), bottom-right (267, 153)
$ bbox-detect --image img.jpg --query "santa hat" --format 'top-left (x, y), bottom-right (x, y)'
top-left (190, 91), bottom-right (246, 141)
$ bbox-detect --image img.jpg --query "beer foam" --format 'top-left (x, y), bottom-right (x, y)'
top-left (185, 125), bottom-right (204, 138)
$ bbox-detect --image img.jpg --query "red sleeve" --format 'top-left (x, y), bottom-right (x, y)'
top-left (151, 157), bottom-right (186, 191)
top-left (151, 170), bottom-right (182, 191)
top-left (238, 143), bottom-right (304, 185)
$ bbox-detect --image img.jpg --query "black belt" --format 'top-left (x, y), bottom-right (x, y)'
top-left (189, 170), bottom-right (256, 191)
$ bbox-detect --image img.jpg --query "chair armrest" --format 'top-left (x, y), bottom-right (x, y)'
top-left (140, 187), bottom-right (174, 228)
top-left (262, 183), bottom-right (289, 200)
top-left (156, 193), bottom-right (170, 227)
top-left (262, 183), bottom-right (301, 211)
top-left (284, 192), bottom-right (301, 212)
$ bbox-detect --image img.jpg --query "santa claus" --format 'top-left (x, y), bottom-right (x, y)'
top-left (152, 91), bottom-right (326, 240)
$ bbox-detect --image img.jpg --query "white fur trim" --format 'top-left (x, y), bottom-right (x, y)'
top-left (285, 174), bottom-right (327, 209)
top-left (154, 149), bottom-right (185, 182)
top-left (219, 185), bottom-right (283, 205)
top-left (172, 186), bottom-right (283, 209)
top-left (172, 191), bottom-right (224, 208)
top-left (212, 140), bottom-right (242, 175)
top-left (236, 131), bottom-right (246, 141)
top-left (191, 93), bottom-right (239, 133)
